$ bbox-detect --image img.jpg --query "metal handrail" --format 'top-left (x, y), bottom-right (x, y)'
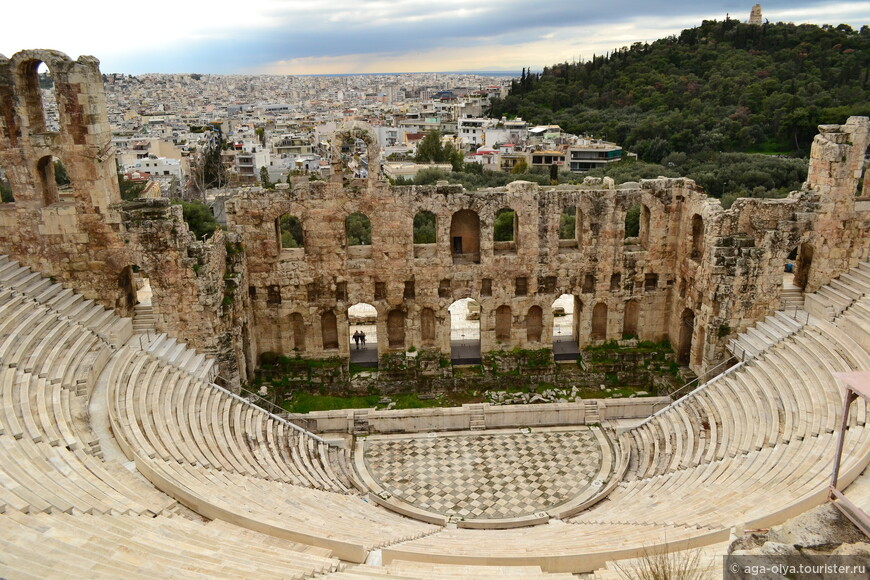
top-left (207, 379), bottom-right (328, 445)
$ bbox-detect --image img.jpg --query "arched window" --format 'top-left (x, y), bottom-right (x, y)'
top-left (387, 309), bottom-right (405, 349)
top-left (495, 305), bottom-right (512, 342)
top-left (346, 212), bottom-right (371, 245)
top-left (450, 209), bottom-right (480, 264)
top-left (346, 212), bottom-right (372, 258)
top-left (591, 303), bottom-right (608, 340)
top-left (0, 172), bottom-right (14, 203)
top-left (558, 205), bottom-right (579, 251)
top-left (21, 60), bottom-right (60, 134)
top-left (691, 214), bottom-right (704, 261)
top-left (277, 214), bottom-right (304, 249)
top-left (526, 306), bottom-right (543, 343)
top-left (624, 204), bottom-right (640, 238)
top-left (413, 211), bottom-right (436, 244)
top-left (494, 207), bottom-right (517, 255)
top-left (321, 311), bottom-right (339, 350)
top-left (421, 307), bottom-right (436, 346)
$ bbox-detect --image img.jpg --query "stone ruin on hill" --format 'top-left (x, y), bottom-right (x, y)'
top-left (1, 49), bottom-right (869, 387)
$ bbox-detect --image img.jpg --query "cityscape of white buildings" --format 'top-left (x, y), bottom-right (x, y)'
top-left (92, 71), bottom-right (623, 193)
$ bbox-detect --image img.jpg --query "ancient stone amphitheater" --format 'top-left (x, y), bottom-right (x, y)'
top-left (1, 50), bottom-right (870, 578)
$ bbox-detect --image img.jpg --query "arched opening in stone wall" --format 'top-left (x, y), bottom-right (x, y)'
top-left (678, 308), bottom-right (695, 365)
top-left (321, 310), bottom-right (339, 351)
top-left (387, 309), bottom-right (406, 349)
top-left (346, 212), bottom-right (372, 259)
top-left (526, 305), bottom-right (543, 343)
top-left (450, 210), bottom-right (480, 264)
top-left (640, 204), bottom-right (651, 248)
top-left (289, 312), bottom-right (306, 352)
top-left (277, 214), bottom-right (304, 249)
top-left (623, 299), bottom-right (640, 338)
top-left (558, 205), bottom-right (579, 251)
top-left (420, 307), bottom-right (436, 347)
top-left (493, 208), bottom-right (517, 255)
top-left (591, 303), bottom-right (608, 341)
top-left (20, 60), bottom-right (60, 134)
top-left (37, 155), bottom-right (59, 205)
top-left (1, 168), bottom-right (15, 203)
top-left (495, 305), bottom-right (512, 343)
top-left (348, 303), bottom-right (377, 365)
top-left (552, 294), bottom-right (580, 359)
top-left (116, 266), bottom-right (137, 313)
top-left (413, 210), bottom-right (436, 258)
top-left (624, 204), bottom-right (640, 239)
top-left (449, 298), bottom-right (481, 364)
top-left (691, 214), bottom-right (704, 261)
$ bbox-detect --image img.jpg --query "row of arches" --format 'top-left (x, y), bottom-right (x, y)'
top-left (275, 295), bottom-right (694, 365)
top-left (1, 155), bottom-right (69, 205)
top-left (273, 205), bottom-right (706, 263)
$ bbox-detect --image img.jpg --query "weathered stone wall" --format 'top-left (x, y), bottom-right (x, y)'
top-left (0, 50), bottom-right (133, 313)
top-left (120, 198), bottom-right (253, 385)
top-left (1, 50), bottom-right (868, 383)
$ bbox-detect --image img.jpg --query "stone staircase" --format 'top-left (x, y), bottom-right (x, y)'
top-left (780, 286), bottom-right (805, 310)
top-left (584, 400), bottom-right (601, 424)
top-left (353, 410), bottom-right (371, 436)
top-left (468, 404), bottom-right (486, 430)
top-left (132, 303), bottom-right (156, 334)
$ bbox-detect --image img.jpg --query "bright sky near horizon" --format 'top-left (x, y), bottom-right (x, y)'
top-left (3, 1), bottom-right (869, 75)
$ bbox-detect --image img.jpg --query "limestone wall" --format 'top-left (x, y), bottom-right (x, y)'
top-left (0, 50), bottom-right (133, 313)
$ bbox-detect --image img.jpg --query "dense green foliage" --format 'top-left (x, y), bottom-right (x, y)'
top-left (0, 179), bottom-right (13, 203)
top-left (414, 130), bottom-right (465, 170)
top-left (118, 172), bottom-right (146, 201)
top-left (346, 212), bottom-right (371, 245)
top-left (53, 160), bottom-right (70, 187)
top-left (174, 199), bottom-right (219, 240)
top-left (413, 211), bottom-right (436, 243)
top-left (583, 153), bottom-right (808, 207)
top-left (559, 206), bottom-right (576, 239)
top-left (279, 214), bottom-right (304, 248)
top-left (624, 205), bottom-right (640, 238)
top-left (489, 20), bottom-right (870, 159)
top-left (493, 209), bottom-right (516, 241)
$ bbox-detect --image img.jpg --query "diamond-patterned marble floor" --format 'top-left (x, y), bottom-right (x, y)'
top-left (363, 427), bottom-right (606, 520)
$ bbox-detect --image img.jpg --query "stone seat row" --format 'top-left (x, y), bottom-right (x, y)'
top-left (379, 521), bottom-right (723, 573)
top-left (134, 456), bottom-right (440, 563)
top-left (0, 256), bottom-right (131, 348)
top-left (144, 332), bottom-right (216, 382)
top-left (626, 315), bottom-right (870, 481)
top-left (0, 510), bottom-right (340, 580)
top-left (0, 365), bottom-right (175, 517)
top-left (804, 261), bottom-right (870, 320)
top-left (727, 310), bottom-right (805, 360)
top-left (106, 345), bottom-right (354, 492)
top-left (322, 560), bottom-right (578, 579)
top-left (573, 428), bottom-right (870, 531)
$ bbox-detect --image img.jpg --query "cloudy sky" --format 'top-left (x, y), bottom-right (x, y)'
top-left (4, 1), bottom-right (868, 74)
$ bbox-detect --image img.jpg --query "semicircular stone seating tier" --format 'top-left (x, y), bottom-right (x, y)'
top-left (3, 252), bottom-right (870, 576)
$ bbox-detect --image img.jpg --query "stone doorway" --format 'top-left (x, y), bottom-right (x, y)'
top-left (552, 294), bottom-right (580, 360)
top-left (448, 298), bottom-right (481, 364)
top-left (348, 303), bottom-right (378, 367)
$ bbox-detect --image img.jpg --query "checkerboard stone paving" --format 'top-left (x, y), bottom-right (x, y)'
top-left (364, 428), bottom-right (603, 520)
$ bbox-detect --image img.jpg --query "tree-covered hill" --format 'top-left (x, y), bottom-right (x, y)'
top-left (488, 19), bottom-right (870, 161)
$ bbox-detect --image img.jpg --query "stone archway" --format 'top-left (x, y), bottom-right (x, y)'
top-left (330, 121), bottom-right (381, 179)
top-left (678, 308), bottom-right (695, 365)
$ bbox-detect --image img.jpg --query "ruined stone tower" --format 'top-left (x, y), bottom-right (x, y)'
top-left (0, 50), bottom-right (134, 313)
top-left (749, 4), bottom-right (763, 25)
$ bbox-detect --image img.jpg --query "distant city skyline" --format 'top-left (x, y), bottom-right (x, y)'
top-left (5, 1), bottom-right (869, 75)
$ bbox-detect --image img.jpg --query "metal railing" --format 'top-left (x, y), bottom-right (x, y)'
top-left (209, 377), bottom-right (327, 444)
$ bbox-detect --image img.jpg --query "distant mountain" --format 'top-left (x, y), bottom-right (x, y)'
top-left (488, 19), bottom-right (870, 159)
